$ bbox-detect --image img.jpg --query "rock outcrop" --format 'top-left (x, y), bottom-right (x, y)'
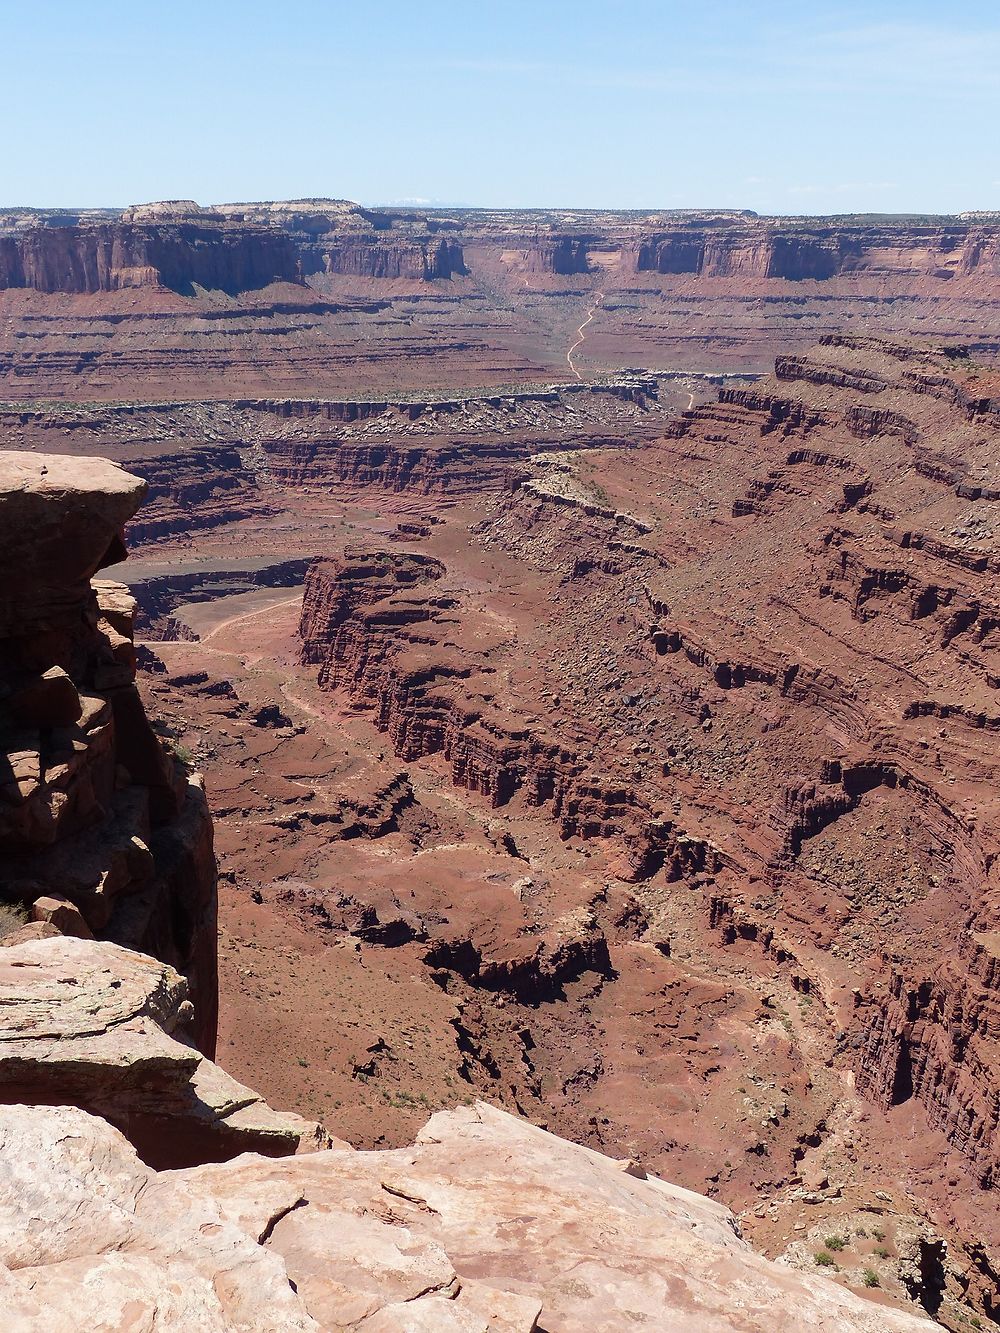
top-left (0, 1097), bottom-right (931, 1330)
top-left (8, 202), bottom-right (1000, 293)
top-left (0, 935), bottom-right (323, 1167)
top-left (0, 451), bottom-right (218, 1052)
top-left (299, 546), bottom-right (710, 882)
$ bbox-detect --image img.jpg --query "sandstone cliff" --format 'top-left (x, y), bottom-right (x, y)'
top-left (8, 204), bottom-right (1000, 289)
top-left (0, 220), bottom-right (300, 294)
top-left (0, 451), bottom-right (218, 1049)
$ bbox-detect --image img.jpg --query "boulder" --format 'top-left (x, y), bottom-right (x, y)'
top-left (0, 921), bottom-right (57, 947)
top-left (3, 668), bottom-right (81, 729)
top-left (30, 892), bottom-right (94, 940)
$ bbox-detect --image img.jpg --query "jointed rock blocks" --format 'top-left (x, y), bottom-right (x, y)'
top-left (0, 451), bottom-right (218, 1054)
top-left (0, 935), bottom-right (323, 1167)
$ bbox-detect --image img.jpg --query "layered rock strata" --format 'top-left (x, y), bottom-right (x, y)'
top-left (7, 202), bottom-right (1000, 290)
top-left (639, 339), bottom-right (1000, 1195)
top-left (294, 339), bottom-right (1000, 1298)
top-left (0, 382), bottom-right (664, 544)
top-left (0, 217), bottom-right (300, 294)
top-left (4, 201), bottom-right (1000, 397)
top-left (299, 548), bottom-right (706, 882)
top-left (0, 936), bottom-right (323, 1167)
top-left (0, 451), bottom-right (218, 1051)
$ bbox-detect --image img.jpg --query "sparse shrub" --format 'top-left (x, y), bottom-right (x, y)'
top-left (861, 1268), bottom-right (880, 1288)
top-left (0, 901), bottom-right (30, 939)
top-left (871, 1227), bottom-right (886, 1242)
top-left (874, 1245), bottom-right (890, 1259)
top-left (814, 1251), bottom-right (836, 1268)
top-left (824, 1235), bottom-right (846, 1252)
top-left (167, 739), bottom-right (194, 769)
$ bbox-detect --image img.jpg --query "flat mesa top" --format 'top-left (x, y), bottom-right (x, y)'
top-left (0, 452), bottom-right (147, 581)
top-left (0, 450), bottom-right (145, 501)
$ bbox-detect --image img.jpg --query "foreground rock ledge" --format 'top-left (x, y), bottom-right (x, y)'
top-left (0, 936), bottom-right (323, 1167)
top-left (0, 1099), bottom-right (930, 1331)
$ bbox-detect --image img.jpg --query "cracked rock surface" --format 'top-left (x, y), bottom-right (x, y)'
top-left (0, 1098), bottom-right (931, 1331)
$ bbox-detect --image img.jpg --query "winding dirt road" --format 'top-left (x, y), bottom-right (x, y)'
top-left (566, 290), bottom-right (604, 380)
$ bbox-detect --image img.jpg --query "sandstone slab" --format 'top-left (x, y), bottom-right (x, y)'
top-left (0, 935), bottom-right (323, 1166)
top-left (0, 1099), bottom-right (932, 1331)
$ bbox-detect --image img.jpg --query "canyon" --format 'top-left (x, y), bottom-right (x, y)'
top-left (5, 198), bottom-right (1000, 1329)
top-left (0, 448), bottom-right (935, 1330)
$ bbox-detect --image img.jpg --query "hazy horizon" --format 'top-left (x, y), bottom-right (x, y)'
top-left (5, 199), bottom-right (998, 221)
top-left (6, 0), bottom-right (999, 216)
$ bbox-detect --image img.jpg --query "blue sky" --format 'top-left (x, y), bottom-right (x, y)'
top-left (5, 1), bottom-right (999, 214)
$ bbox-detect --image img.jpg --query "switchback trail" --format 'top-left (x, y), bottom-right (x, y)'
top-left (566, 290), bottom-right (605, 380)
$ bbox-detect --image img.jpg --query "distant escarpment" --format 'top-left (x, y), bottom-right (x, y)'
top-left (120, 443), bottom-right (275, 544)
top-left (256, 379), bottom-right (660, 495)
top-left (6, 201), bottom-right (1000, 395)
top-left (631, 221), bottom-right (1000, 280)
top-left (252, 379), bottom-right (662, 497)
top-left (9, 202), bottom-right (1000, 290)
top-left (0, 451), bottom-right (218, 1053)
top-left (0, 220), bottom-right (301, 294)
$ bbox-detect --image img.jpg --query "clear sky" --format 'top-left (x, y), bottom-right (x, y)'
top-left (6, 0), bottom-right (999, 215)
